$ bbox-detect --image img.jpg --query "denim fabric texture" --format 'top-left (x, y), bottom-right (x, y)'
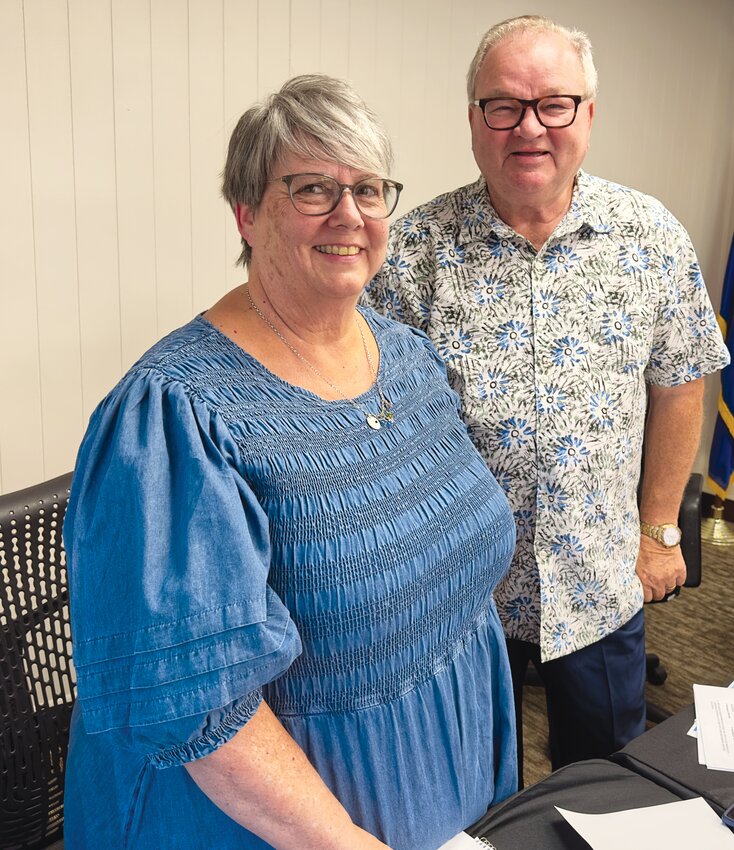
top-left (64, 309), bottom-right (517, 849)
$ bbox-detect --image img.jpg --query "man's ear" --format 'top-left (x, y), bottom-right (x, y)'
top-left (468, 102), bottom-right (477, 128)
top-left (235, 202), bottom-right (256, 243)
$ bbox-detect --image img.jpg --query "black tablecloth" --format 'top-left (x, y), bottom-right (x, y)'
top-left (469, 705), bottom-right (734, 848)
top-left (611, 703), bottom-right (734, 816)
top-left (470, 759), bottom-right (685, 849)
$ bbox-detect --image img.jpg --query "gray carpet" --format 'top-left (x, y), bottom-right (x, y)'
top-left (520, 538), bottom-right (734, 787)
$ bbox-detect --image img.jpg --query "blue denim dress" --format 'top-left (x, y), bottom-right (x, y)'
top-left (63, 309), bottom-right (517, 849)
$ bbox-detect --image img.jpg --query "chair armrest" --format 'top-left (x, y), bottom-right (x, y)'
top-left (679, 473), bottom-right (702, 587)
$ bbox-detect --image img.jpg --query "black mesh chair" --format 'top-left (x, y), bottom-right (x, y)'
top-left (0, 473), bottom-right (75, 850)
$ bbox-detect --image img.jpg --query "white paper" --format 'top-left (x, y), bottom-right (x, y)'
top-left (556, 797), bottom-right (734, 850)
top-left (436, 833), bottom-right (480, 850)
top-left (694, 683), bottom-right (734, 771)
top-left (688, 681), bottom-right (734, 739)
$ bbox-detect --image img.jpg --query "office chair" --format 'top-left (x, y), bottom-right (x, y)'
top-left (0, 472), bottom-right (75, 850)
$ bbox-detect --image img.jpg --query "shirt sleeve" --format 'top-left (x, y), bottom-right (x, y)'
top-left (645, 218), bottom-right (730, 385)
top-left (64, 367), bottom-right (302, 765)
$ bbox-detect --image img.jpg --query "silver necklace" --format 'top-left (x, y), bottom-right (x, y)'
top-left (245, 288), bottom-right (394, 430)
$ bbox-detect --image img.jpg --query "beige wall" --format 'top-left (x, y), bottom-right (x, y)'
top-left (1, 0), bottom-right (733, 494)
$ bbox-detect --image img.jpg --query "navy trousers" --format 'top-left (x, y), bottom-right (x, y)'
top-left (506, 609), bottom-right (647, 787)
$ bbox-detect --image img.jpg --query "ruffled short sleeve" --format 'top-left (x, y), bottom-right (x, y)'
top-left (64, 367), bottom-right (302, 765)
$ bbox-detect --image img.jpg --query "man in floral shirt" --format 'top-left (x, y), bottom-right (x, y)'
top-left (365, 14), bottom-right (730, 782)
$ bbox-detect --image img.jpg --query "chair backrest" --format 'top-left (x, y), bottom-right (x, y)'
top-left (0, 473), bottom-right (75, 850)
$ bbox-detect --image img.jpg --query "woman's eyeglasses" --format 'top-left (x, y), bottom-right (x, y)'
top-left (270, 173), bottom-right (403, 219)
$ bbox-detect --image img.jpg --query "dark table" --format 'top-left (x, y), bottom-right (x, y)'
top-left (612, 703), bottom-right (734, 816)
top-left (470, 705), bottom-right (734, 848)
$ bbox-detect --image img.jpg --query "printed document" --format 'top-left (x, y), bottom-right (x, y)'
top-left (693, 683), bottom-right (734, 771)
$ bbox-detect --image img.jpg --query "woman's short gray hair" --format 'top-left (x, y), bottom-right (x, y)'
top-left (222, 74), bottom-right (394, 267)
top-left (466, 15), bottom-right (598, 103)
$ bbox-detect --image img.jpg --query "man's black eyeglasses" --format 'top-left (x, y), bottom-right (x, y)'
top-left (471, 95), bottom-right (584, 130)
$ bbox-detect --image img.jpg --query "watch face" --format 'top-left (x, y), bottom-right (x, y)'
top-left (661, 526), bottom-right (681, 546)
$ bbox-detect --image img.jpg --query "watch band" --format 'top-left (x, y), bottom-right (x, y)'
top-left (639, 521), bottom-right (682, 548)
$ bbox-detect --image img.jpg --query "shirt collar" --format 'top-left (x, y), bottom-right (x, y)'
top-left (458, 170), bottom-right (612, 245)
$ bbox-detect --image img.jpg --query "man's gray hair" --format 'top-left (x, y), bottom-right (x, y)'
top-left (466, 15), bottom-right (598, 103)
top-left (222, 74), bottom-right (394, 268)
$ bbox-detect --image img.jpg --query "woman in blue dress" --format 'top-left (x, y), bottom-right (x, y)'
top-left (63, 74), bottom-right (517, 850)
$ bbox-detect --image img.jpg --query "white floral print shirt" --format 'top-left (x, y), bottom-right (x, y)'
top-left (365, 171), bottom-right (730, 661)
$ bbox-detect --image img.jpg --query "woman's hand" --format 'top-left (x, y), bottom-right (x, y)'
top-left (184, 700), bottom-right (392, 850)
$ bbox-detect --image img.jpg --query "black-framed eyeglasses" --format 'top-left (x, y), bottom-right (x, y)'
top-left (471, 95), bottom-right (584, 130)
top-left (269, 173), bottom-right (403, 219)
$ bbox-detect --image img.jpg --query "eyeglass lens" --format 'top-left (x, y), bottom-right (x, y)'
top-left (484, 96), bottom-right (578, 129)
top-left (286, 174), bottom-right (399, 218)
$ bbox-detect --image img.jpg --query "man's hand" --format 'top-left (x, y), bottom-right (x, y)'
top-left (635, 534), bottom-right (687, 602)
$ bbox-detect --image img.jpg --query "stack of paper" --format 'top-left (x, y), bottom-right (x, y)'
top-left (692, 683), bottom-right (734, 771)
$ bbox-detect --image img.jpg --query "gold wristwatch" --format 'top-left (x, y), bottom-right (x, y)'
top-left (639, 521), bottom-right (682, 548)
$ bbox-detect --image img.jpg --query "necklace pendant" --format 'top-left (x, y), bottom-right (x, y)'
top-left (366, 414), bottom-right (382, 430)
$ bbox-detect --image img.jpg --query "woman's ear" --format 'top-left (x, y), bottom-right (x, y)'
top-left (235, 202), bottom-right (256, 244)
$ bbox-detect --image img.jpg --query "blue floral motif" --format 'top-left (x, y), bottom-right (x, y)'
top-left (487, 233), bottom-right (518, 259)
top-left (554, 435), bottom-right (590, 467)
top-left (493, 469), bottom-right (513, 496)
top-left (597, 610), bottom-right (623, 637)
top-left (551, 336), bottom-right (587, 366)
top-left (550, 533), bottom-right (584, 559)
top-left (538, 481), bottom-right (568, 513)
top-left (571, 579), bottom-right (604, 609)
top-left (648, 345), bottom-right (665, 371)
top-left (473, 275), bottom-right (506, 304)
top-left (552, 622), bottom-right (575, 654)
top-left (533, 290), bottom-right (561, 318)
top-left (614, 435), bottom-right (633, 466)
top-left (385, 254), bottom-right (411, 273)
top-left (513, 509), bottom-right (534, 538)
top-left (589, 391), bottom-right (616, 429)
top-left (437, 328), bottom-right (472, 360)
top-left (545, 244), bottom-right (581, 273)
top-left (374, 288), bottom-right (404, 320)
top-left (661, 255), bottom-right (677, 280)
top-left (687, 307), bottom-right (717, 338)
top-left (688, 262), bottom-right (704, 290)
top-left (600, 308), bottom-right (632, 344)
top-left (619, 243), bottom-right (651, 273)
top-left (671, 363), bottom-right (703, 383)
top-left (398, 212), bottom-right (430, 245)
top-left (505, 595), bottom-right (535, 622)
top-left (652, 206), bottom-right (677, 233)
top-left (583, 491), bottom-right (608, 523)
top-left (498, 417), bottom-right (534, 449)
top-left (478, 370), bottom-right (510, 400)
top-left (540, 571), bottom-right (560, 605)
top-left (436, 242), bottom-right (466, 268)
top-left (537, 384), bottom-right (567, 414)
top-left (496, 320), bottom-right (531, 350)
top-left (661, 286), bottom-right (681, 321)
top-left (461, 198), bottom-right (487, 231)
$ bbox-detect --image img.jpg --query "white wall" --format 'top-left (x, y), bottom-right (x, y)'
top-left (1, 0), bottom-right (733, 494)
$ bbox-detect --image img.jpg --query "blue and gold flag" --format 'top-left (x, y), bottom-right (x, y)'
top-left (708, 234), bottom-right (734, 499)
